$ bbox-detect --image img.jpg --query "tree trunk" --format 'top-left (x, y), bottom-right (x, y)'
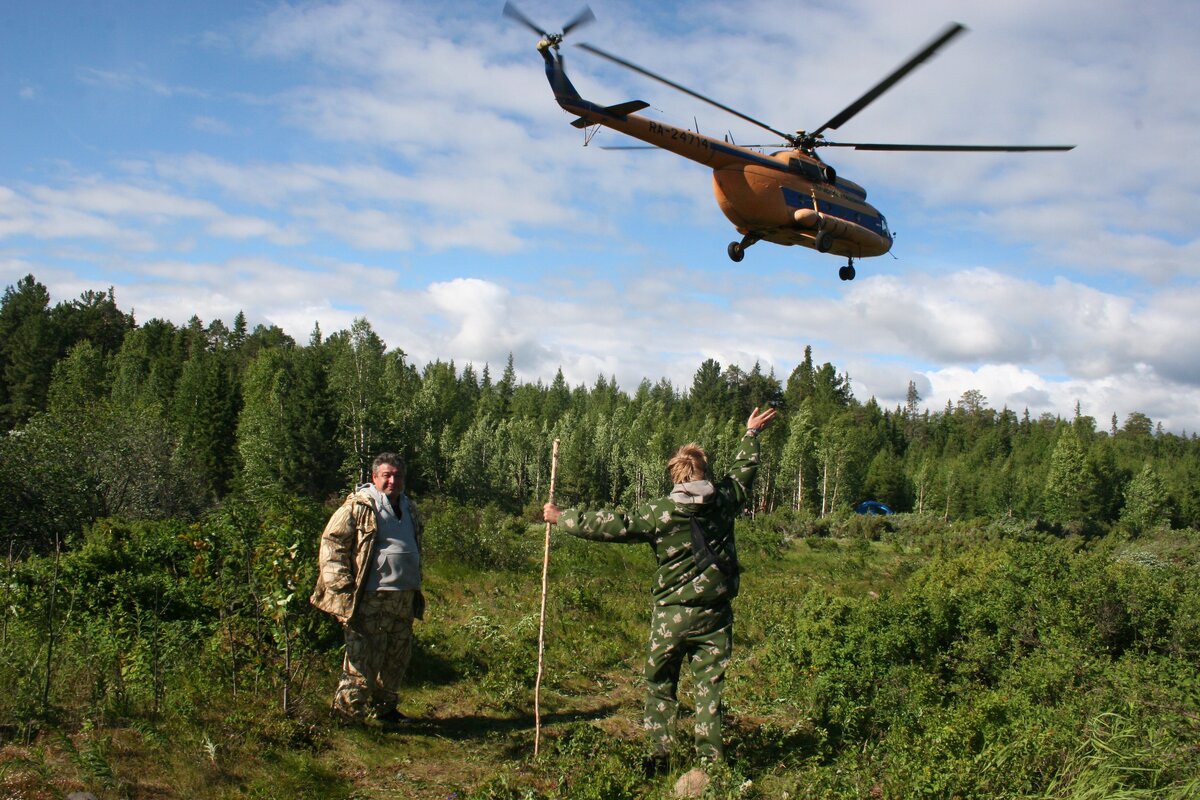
top-left (831, 463), bottom-right (841, 512)
top-left (821, 458), bottom-right (829, 517)
top-left (41, 532), bottom-right (62, 709)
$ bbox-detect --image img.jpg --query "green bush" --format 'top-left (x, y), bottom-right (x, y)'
top-left (835, 513), bottom-right (892, 541)
top-left (422, 498), bottom-right (537, 571)
top-left (736, 513), bottom-right (788, 557)
top-left (743, 534), bottom-right (1200, 795)
top-left (3, 508), bottom-right (1198, 798)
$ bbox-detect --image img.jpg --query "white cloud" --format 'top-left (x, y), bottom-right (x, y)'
top-left (2, 0), bottom-right (1198, 435)
top-left (192, 115), bottom-right (233, 135)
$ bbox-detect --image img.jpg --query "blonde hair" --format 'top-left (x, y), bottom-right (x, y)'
top-left (668, 443), bottom-right (708, 484)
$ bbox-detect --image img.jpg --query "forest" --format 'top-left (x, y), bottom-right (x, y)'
top-left (1, 273), bottom-right (1197, 543)
top-left (1, 273), bottom-right (1198, 798)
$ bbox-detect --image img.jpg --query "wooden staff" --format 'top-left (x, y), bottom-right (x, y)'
top-left (534, 438), bottom-right (559, 756)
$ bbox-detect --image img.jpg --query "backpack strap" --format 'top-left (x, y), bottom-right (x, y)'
top-left (689, 515), bottom-right (739, 581)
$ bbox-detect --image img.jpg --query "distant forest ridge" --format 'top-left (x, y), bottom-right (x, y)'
top-left (2, 272), bottom-right (1197, 554)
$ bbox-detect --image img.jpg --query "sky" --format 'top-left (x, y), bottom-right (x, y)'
top-left (2, 0), bottom-right (1199, 432)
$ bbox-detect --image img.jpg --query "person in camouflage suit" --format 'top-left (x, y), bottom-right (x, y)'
top-left (544, 406), bottom-right (777, 764)
top-left (311, 453), bottom-right (425, 725)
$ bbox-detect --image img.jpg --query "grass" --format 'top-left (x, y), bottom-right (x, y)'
top-left (1, 517), bottom-right (1198, 799)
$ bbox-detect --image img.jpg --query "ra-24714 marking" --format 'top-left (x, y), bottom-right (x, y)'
top-left (648, 121), bottom-right (710, 148)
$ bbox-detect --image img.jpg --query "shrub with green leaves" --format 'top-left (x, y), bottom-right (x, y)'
top-left (422, 497), bottom-right (538, 572)
top-left (744, 533), bottom-right (1200, 796)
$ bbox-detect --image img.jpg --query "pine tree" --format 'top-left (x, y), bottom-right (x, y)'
top-left (173, 343), bottom-right (238, 503)
top-left (52, 287), bottom-right (134, 355)
top-left (498, 353), bottom-right (516, 416)
top-left (784, 345), bottom-right (815, 408)
top-left (108, 319), bottom-right (185, 413)
top-left (544, 368), bottom-right (570, 423)
top-left (231, 311), bottom-right (248, 350)
top-left (862, 448), bottom-right (907, 511)
top-left (0, 275), bottom-right (56, 428)
top-left (1120, 463), bottom-right (1169, 535)
top-left (688, 358), bottom-right (725, 421)
top-left (745, 362), bottom-right (783, 416)
top-left (1042, 430), bottom-right (1091, 526)
top-left (905, 380), bottom-right (921, 420)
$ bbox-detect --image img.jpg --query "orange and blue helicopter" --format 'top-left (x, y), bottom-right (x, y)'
top-left (504, 4), bottom-right (1074, 280)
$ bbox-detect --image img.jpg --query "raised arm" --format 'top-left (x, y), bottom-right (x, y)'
top-left (544, 502), bottom-right (655, 543)
top-left (746, 405), bottom-right (778, 435)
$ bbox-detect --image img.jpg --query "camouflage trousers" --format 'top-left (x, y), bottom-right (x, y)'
top-left (333, 589), bottom-right (417, 720)
top-left (643, 601), bottom-right (733, 761)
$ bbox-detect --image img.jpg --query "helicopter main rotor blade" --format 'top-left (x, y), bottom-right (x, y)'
top-left (576, 42), bottom-right (795, 144)
top-left (821, 142), bottom-right (1075, 152)
top-left (501, 2), bottom-right (549, 38)
top-left (562, 6), bottom-right (596, 36)
top-left (810, 22), bottom-right (967, 139)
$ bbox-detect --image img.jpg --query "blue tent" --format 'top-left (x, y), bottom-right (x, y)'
top-left (855, 500), bottom-right (893, 516)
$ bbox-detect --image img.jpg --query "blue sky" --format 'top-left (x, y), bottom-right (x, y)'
top-left (3, 0), bottom-right (1199, 431)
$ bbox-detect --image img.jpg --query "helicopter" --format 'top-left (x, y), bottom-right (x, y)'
top-left (503, 3), bottom-right (1074, 281)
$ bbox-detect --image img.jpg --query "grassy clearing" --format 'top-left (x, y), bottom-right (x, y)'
top-left (2, 512), bottom-right (1198, 799)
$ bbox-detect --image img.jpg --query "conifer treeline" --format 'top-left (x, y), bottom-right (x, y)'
top-left (2, 274), bottom-right (1196, 553)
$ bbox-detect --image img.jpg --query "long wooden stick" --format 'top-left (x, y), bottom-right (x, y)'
top-left (534, 438), bottom-right (560, 756)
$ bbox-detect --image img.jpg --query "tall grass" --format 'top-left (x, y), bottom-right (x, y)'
top-left (0, 504), bottom-right (1197, 798)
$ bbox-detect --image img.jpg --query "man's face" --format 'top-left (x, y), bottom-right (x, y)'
top-left (372, 464), bottom-right (404, 501)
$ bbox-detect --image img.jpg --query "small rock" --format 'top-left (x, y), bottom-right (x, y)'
top-left (673, 766), bottom-right (709, 798)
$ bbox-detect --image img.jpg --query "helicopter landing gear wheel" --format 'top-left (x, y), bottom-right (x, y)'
top-left (728, 234), bottom-right (759, 262)
top-left (838, 259), bottom-right (856, 281)
top-left (815, 230), bottom-right (834, 253)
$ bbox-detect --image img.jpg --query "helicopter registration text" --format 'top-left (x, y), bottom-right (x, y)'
top-left (647, 121), bottom-right (710, 149)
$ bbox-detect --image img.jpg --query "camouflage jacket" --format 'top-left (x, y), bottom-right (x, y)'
top-left (558, 432), bottom-right (761, 606)
top-left (309, 487), bottom-right (425, 624)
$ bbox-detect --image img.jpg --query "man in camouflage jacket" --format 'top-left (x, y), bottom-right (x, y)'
top-left (543, 406), bottom-right (777, 763)
top-left (311, 452), bottom-right (425, 724)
